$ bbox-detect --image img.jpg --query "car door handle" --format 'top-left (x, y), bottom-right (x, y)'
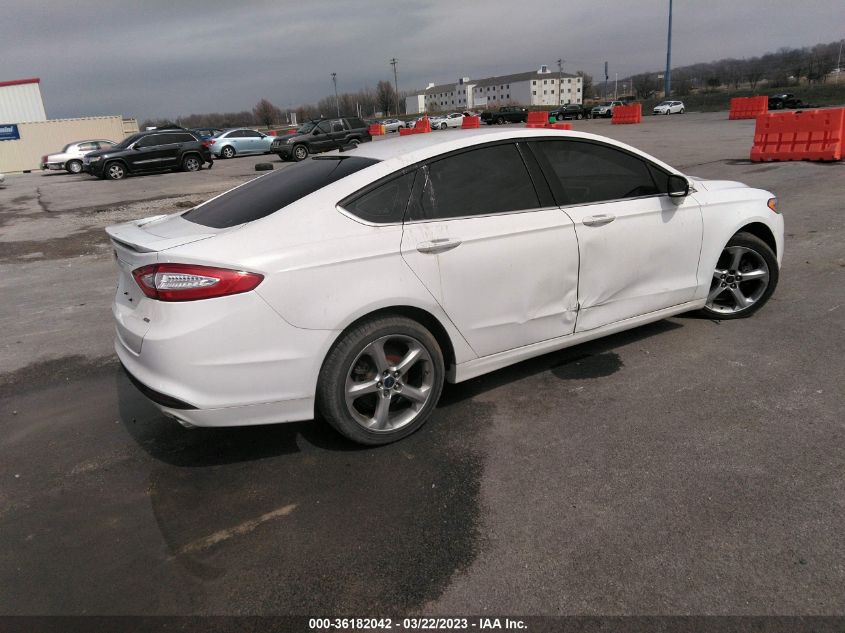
top-left (582, 214), bottom-right (616, 227)
top-left (416, 239), bottom-right (462, 254)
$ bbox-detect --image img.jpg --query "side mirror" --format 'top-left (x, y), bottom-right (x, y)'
top-left (667, 174), bottom-right (690, 197)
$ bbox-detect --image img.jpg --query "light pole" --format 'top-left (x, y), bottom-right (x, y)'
top-left (390, 58), bottom-right (400, 116)
top-left (557, 58), bottom-right (565, 107)
top-left (664, 0), bottom-right (673, 97)
top-left (331, 72), bottom-right (339, 117)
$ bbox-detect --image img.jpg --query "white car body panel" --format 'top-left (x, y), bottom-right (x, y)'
top-left (106, 128), bottom-right (783, 428)
top-left (43, 140), bottom-right (115, 170)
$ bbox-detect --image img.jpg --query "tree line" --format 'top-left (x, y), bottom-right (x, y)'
top-left (624, 40), bottom-right (843, 100)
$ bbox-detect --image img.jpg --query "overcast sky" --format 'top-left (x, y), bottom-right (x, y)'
top-left (2, 0), bottom-right (843, 121)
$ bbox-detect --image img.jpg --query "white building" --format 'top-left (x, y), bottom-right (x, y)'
top-left (406, 66), bottom-right (583, 114)
top-left (0, 77), bottom-right (47, 123)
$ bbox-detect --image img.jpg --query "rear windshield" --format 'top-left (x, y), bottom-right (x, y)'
top-left (182, 156), bottom-right (380, 228)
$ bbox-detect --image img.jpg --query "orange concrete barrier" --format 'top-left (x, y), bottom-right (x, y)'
top-left (729, 96), bottom-right (769, 120)
top-left (368, 124), bottom-right (384, 136)
top-left (526, 111), bottom-right (550, 128)
top-left (398, 128), bottom-right (414, 136)
top-left (415, 117), bottom-right (432, 133)
top-left (547, 122), bottom-right (572, 130)
top-left (750, 107), bottom-right (844, 162)
top-left (612, 104), bottom-right (642, 124)
top-left (461, 115), bottom-right (481, 129)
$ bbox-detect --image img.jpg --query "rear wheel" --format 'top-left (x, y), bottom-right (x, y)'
top-left (701, 232), bottom-right (778, 319)
top-left (105, 161), bottom-right (125, 180)
top-left (317, 316), bottom-right (445, 445)
top-left (220, 145), bottom-right (235, 159)
top-left (181, 155), bottom-right (201, 172)
top-left (576, 112), bottom-right (584, 120)
top-left (496, 116), bottom-right (505, 125)
top-left (66, 160), bottom-right (83, 174)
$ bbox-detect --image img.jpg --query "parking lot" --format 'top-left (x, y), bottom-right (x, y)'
top-left (1, 111), bottom-right (844, 615)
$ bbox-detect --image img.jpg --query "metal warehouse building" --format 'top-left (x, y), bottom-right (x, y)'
top-left (0, 77), bottom-right (138, 173)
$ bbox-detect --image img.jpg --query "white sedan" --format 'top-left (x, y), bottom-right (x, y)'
top-left (107, 128), bottom-right (783, 445)
top-left (41, 139), bottom-right (116, 174)
top-left (432, 113), bottom-right (465, 129)
top-left (653, 100), bottom-right (685, 115)
top-left (381, 119), bottom-right (406, 133)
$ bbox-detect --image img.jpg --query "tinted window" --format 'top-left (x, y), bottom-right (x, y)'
top-left (411, 143), bottom-right (539, 221)
top-left (346, 117), bottom-right (366, 129)
top-left (183, 156), bottom-right (380, 229)
top-left (242, 129), bottom-right (260, 138)
top-left (342, 172), bottom-right (415, 224)
top-left (172, 132), bottom-right (197, 143)
top-left (530, 140), bottom-right (659, 205)
top-left (135, 134), bottom-right (163, 148)
top-left (315, 121), bottom-right (331, 133)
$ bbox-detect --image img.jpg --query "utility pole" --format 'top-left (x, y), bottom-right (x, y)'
top-left (331, 72), bottom-right (339, 117)
top-left (664, 0), bottom-right (673, 97)
top-left (837, 39), bottom-right (843, 83)
top-left (390, 57), bottom-right (400, 116)
top-left (557, 58), bottom-right (565, 107)
top-left (604, 61), bottom-right (609, 100)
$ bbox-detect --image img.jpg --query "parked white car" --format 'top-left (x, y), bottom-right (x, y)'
top-left (0, 172), bottom-right (5, 187)
top-left (107, 128), bottom-right (783, 445)
top-left (653, 100), bottom-right (685, 115)
top-left (432, 113), bottom-right (465, 129)
top-left (42, 139), bottom-right (116, 174)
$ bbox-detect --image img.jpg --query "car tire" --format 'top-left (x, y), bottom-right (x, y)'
top-left (576, 113), bottom-right (583, 120)
top-left (700, 231), bottom-right (779, 320)
top-left (181, 155), bottom-right (201, 172)
top-left (317, 316), bottom-right (445, 446)
top-left (496, 116), bottom-right (505, 125)
top-left (292, 144), bottom-right (308, 162)
top-left (440, 123), bottom-right (447, 129)
top-left (105, 161), bottom-right (126, 181)
top-left (679, 108), bottom-right (685, 114)
top-left (349, 139), bottom-right (360, 147)
top-left (664, 110), bottom-right (669, 115)
top-left (66, 160), bottom-right (83, 174)
top-left (220, 146), bottom-right (235, 159)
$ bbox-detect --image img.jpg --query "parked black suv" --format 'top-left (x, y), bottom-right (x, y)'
top-left (272, 117), bottom-right (372, 161)
top-left (551, 104), bottom-right (591, 120)
top-left (768, 93), bottom-right (803, 110)
top-left (83, 128), bottom-right (213, 180)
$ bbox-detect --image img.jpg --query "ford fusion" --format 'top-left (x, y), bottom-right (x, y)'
top-left (107, 129), bottom-right (783, 445)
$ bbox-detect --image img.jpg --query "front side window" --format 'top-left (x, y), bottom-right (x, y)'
top-left (410, 143), bottom-right (539, 221)
top-left (316, 121), bottom-right (331, 134)
top-left (529, 140), bottom-right (662, 205)
top-left (135, 134), bottom-right (162, 149)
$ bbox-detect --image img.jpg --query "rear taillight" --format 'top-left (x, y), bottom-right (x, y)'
top-left (206, 139), bottom-right (215, 146)
top-left (132, 264), bottom-right (263, 301)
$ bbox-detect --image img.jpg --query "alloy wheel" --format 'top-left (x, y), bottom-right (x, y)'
top-left (706, 246), bottom-right (770, 315)
top-left (344, 334), bottom-right (435, 433)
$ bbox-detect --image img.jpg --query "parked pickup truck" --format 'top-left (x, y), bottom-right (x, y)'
top-left (480, 106), bottom-right (528, 125)
top-left (768, 94), bottom-right (803, 110)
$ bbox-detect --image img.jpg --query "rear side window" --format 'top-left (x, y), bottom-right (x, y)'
top-left (183, 156), bottom-right (380, 228)
top-left (530, 140), bottom-right (659, 205)
top-left (135, 134), bottom-right (163, 148)
top-left (346, 117), bottom-right (366, 130)
top-left (342, 172), bottom-right (415, 223)
top-left (410, 143), bottom-right (540, 221)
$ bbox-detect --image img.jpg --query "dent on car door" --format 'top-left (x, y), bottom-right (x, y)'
top-left (528, 140), bottom-right (703, 332)
top-left (400, 142), bottom-right (580, 357)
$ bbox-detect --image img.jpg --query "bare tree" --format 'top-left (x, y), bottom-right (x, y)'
top-left (253, 98), bottom-right (282, 127)
top-left (376, 80), bottom-right (396, 115)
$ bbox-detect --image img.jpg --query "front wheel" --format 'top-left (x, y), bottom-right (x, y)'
top-left (679, 108), bottom-right (685, 114)
top-left (105, 161), bottom-right (126, 180)
top-left (576, 113), bottom-right (584, 120)
top-left (701, 232), bottom-right (779, 319)
top-left (440, 123), bottom-right (447, 129)
top-left (292, 144), bottom-right (308, 161)
top-left (317, 316), bottom-right (445, 445)
top-left (496, 116), bottom-right (505, 125)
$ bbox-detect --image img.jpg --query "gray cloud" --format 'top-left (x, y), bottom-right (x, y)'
top-left (2, 0), bottom-right (843, 121)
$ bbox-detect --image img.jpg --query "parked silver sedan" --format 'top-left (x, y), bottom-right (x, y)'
top-left (41, 139), bottom-right (116, 174)
top-left (208, 128), bottom-right (274, 159)
top-left (380, 118), bottom-right (406, 133)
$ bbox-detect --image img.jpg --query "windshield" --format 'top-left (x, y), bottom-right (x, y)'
top-left (657, 102), bottom-right (670, 106)
top-left (113, 133), bottom-right (144, 149)
top-left (598, 102), bottom-right (612, 107)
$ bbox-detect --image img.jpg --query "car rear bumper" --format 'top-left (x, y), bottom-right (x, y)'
top-left (41, 162), bottom-right (65, 170)
top-left (113, 290), bottom-right (338, 427)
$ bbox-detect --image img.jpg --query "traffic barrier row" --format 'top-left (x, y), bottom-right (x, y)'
top-left (612, 104), bottom-right (642, 124)
top-left (750, 107), bottom-right (844, 162)
top-left (461, 115), bottom-right (481, 129)
top-left (729, 96), bottom-right (768, 120)
top-left (368, 124), bottom-right (386, 136)
top-left (399, 116), bottom-right (432, 135)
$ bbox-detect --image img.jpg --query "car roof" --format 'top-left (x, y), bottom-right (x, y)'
top-left (349, 128), bottom-right (681, 176)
